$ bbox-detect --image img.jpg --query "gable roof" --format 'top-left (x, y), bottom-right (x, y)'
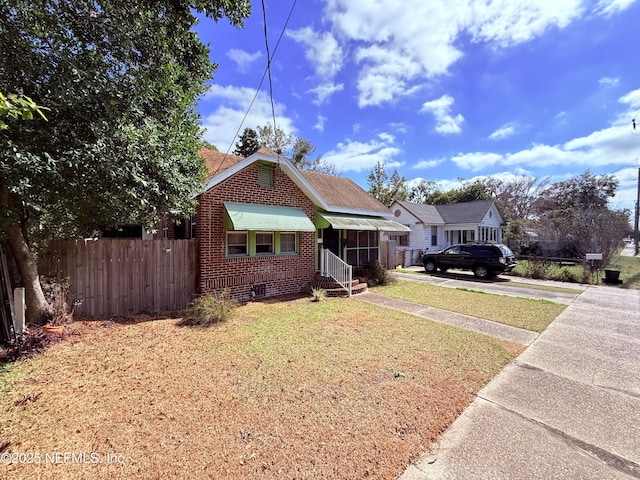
top-left (198, 148), bottom-right (244, 180)
top-left (199, 148), bottom-right (392, 217)
top-left (394, 200), bottom-right (444, 224)
top-left (394, 199), bottom-right (499, 225)
top-left (435, 200), bottom-right (496, 224)
top-left (299, 170), bottom-right (390, 215)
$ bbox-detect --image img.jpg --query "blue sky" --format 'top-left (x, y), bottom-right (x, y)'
top-left (194, 0), bottom-right (640, 211)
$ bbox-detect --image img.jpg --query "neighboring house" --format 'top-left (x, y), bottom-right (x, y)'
top-left (386, 200), bottom-right (504, 262)
top-left (195, 147), bottom-right (409, 300)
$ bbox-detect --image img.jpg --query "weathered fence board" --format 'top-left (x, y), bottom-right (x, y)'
top-left (38, 239), bottom-right (198, 317)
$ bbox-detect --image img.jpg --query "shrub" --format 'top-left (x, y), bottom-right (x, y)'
top-left (311, 287), bottom-right (326, 302)
top-left (181, 291), bottom-right (237, 327)
top-left (354, 261), bottom-right (396, 287)
top-left (512, 260), bottom-right (591, 284)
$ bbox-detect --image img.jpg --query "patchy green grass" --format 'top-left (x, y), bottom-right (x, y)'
top-left (373, 281), bottom-right (566, 333)
top-left (500, 280), bottom-right (584, 295)
top-left (0, 296), bottom-right (522, 480)
top-left (0, 363), bottom-right (21, 394)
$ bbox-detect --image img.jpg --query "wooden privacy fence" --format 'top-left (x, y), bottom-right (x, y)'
top-left (38, 239), bottom-right (198, 317)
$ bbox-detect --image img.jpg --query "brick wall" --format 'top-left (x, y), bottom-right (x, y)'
top-left (196, 162), bottom-right (316, 301)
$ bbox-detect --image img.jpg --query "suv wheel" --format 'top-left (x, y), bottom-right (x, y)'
top-left (423, 260), bottom-right (437, 273)
top-left (473, 265), bottom-right (489, 279)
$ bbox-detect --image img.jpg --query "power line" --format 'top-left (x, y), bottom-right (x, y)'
top-left (210, 0), bottom-right (298, 177)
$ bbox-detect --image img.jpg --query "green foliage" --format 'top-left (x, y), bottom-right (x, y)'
top-left (182, 291), bottom-right (238, 326)
top-left (0, 93), bottom-right (49, 130)
top-left (254, 123), bottom-right (334, 173)
top-left (511, 261), bottom-right (590, 284)
top-left (256, 124), bottom-right (292, 155)
top-left (0, 0), bottom-right (251, 242)
top-left (200, 140), bottom-right (218, 151)
top-left (366, 161), bottom-right (408, 206)
top-left (311, 287), bottom-right (327, 302)
top-left (233, 127), bottom-right (260, 157)
top-left (422, 179), bottom-right (491, 205)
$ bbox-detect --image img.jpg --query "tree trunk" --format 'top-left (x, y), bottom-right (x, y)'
top-left (0, 182), bottom-right (53, 325)
top-left (1, 223), bottom-right (52, 325)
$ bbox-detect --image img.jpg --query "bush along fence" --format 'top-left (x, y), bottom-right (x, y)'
top-left (38, 239), bottom-right (198, 317)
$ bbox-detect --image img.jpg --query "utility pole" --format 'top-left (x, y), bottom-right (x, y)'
top-left (635, 167), bottom-right (640, 256)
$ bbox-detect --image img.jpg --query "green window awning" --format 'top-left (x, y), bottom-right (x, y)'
top-left (317, 212), bottom-right (411, 232)
top-left (224, 202), bottom-right (316, 232)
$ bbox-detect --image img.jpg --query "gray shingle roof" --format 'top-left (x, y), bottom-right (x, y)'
top-left (435, 200), bottom-right (495, 223)
top-left (397, 200), bottom-right (496, 224)
top-left (396, 200), bottom-right (444, 224)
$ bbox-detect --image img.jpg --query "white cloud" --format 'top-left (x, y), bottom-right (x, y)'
top-left (489, 123), bottom-right (518, 140)
top-left (599, 76), bottom-right (619, 87)
top-left (594, 0), bottom-right (638, 16)
top-left (314, 115), bottom-right (327, 132)
top-left (451, 152), bottom-right (503, 171)
top-left (466, 0), bottom-right (585, 47)
top-left (287, 27), bottom-right (343, 79)
top-left (453, 123), bottom-right (638, 173)
top-left (420, 94), bottom-right (464, 134)
top-left (321, 133), bottom-right (403, 173)
top-left (389, 122), bottom-right (407, 134)
top-left (287, 27), bottom-right (344, 103)
top-left (226, 49), bottom-right (262, 74)
top-left (610, 166), bottom-right (640, 210)
top-left (619, 88), bottom-right (640, 109)
top-left (201, 85), bottom-right (296, 153)
top-left (318, 0), bottom-right (595, 106)
top-left (412, 158), bottom-right (445, 169)
top-left (308, 82), bottom-right (344, 105)
top-left (355, 45), bottom-right (424, 107)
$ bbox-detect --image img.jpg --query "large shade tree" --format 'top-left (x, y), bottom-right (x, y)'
top-left (0, 0), bottom-right (251, 324)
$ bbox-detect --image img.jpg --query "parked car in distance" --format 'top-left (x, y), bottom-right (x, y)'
top-left (421, 243), bottom-right (517, 279)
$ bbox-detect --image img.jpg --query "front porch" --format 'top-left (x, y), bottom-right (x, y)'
top-left (444, 225), bottom-right (503, 247)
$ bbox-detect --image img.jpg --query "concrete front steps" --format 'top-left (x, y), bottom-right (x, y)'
top-left (309, 273), bottom-right (368, 297)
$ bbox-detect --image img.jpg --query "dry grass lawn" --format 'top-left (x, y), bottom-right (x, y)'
top-left (1, 295), bottom-right (523, 479)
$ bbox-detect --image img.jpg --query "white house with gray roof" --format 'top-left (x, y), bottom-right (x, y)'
top-left (385, 200), bottom-right (504, 261)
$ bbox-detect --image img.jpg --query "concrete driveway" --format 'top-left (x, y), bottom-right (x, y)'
top-left (394, 276), bottom-right (640, 479)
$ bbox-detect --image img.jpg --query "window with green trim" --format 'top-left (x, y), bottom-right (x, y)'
top-left (256, 232), bottom-right (274, 254)
top-left (280, 232), bottom-right (297, 254)
top-left (227, 231), bottom-right (248, 256)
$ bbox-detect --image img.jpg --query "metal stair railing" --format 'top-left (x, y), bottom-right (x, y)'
top-left (320, 248), bottom-right (352, 297)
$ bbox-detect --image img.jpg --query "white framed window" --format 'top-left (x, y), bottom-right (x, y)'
top-left (227, 231), bottom-right (248, 256)
top-left (255, 232), bottom-right (274, 254)
top-left (280, 232), bottom-right (297, 254)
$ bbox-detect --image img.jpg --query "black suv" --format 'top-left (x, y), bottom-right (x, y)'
top-left (421, 243), bottom-right (517, 279)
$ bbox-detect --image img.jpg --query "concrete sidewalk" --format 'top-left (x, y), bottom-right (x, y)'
top-left (398, 284), bottom-right (640, 479)
top-left (358, 292), bottom-right (539, 346)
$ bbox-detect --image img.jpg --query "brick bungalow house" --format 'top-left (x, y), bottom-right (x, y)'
top-left (190, 147), bottom-right (409, 301)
